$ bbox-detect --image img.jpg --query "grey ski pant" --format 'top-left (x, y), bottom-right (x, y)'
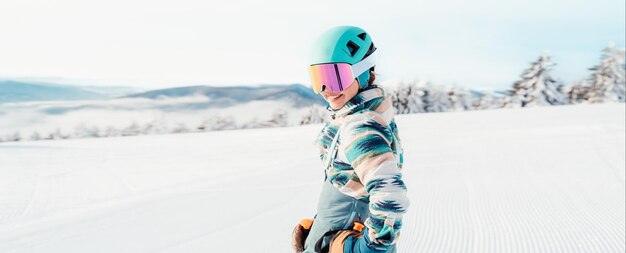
top-left (303, 178), bottom-right (396, 253)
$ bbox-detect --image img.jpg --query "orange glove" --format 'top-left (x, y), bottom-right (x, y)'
top-left (328, 222), bottom-right (389, 253)
top-left (292, 218), bottom-right (314, 253)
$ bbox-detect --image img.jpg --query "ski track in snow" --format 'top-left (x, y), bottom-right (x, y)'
top-left (0, 103), bottom-right (624, 253)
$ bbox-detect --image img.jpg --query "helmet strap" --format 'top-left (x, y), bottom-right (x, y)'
top-left (352, 49), bottom-right (377, 77)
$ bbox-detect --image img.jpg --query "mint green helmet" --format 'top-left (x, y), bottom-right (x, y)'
top-left (310, 26), bottom-right (377, 89)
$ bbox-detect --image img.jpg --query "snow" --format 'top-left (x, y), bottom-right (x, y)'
top-left (0, 97), bottom-right (312, 139)
top-left (0, 103), bottom-right (624, 252)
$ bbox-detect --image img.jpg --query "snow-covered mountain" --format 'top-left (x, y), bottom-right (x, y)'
top-left (0, 103), bottom-right (623, 252)
top-left (0, 83), bottom-right (328, 140)
top-left (126, 83), bottom-right (326, 108)
top-left (0, 81), bottom-right (141, 103)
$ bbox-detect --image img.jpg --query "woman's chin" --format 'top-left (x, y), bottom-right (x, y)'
top-left (329, 101), bottom-right (345, 110)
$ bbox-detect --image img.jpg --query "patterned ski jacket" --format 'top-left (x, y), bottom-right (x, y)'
top-left (314, 84), bottom-right (409, 246)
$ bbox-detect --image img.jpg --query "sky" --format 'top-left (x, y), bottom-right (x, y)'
top-left (0, 0), bottom-right (624, 90)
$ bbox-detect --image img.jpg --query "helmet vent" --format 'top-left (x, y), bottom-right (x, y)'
top-left (357, 32), bottom-right (367, 41)
top-left (346, 40), bottom-right (360, 57)
top-left (363, 43), bottom-right (377, 59)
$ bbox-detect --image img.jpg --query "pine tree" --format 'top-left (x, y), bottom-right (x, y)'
top-left (171, 123), bottom-right (190, 134)
top-left (474, 92), bottom-right (495, 110)
top-left (564, 81), bottom-right (590, 104)
top-left (8, 132), bottom-right (21, 142)
top-left (268, 109), bottom-right (289, 127)
top-left (499, 95), bottom-right (517, 109)
top-left (394, 82), bottom-right (411, 114)
top-left (510, 53), bottom-right (564, 107)
top-left (425, 84), bottom-right (451, 112)
top-left (214, 116), bottom-right (237, 130)
top-left (407, 82), bottom-right (428, 113)
top-left (242, 118), bottom-right (260, 129)
top-left (104, 126), bottom-right (120, 137)
top-left (87, 126), bottom-right (101, 138)
top-left (142, 119), bottom-right (167, 135)
top-left (386, 86), bottom-right (401, 114)
top-left (200, 116), bottom-right (237, 131)
top-left (448, 86), bottom-right (473, 111)
top-left (73, 124), bottom-right (91, 138)
top-left (585, 43), bottom-right (626, 103)
top-left (392, 80), bottom-right (428, 114)
top-left (51, 128), bottom-right (68, 140)
top-left (30, 131), bottom-right (41, 141)
top-left (121, 122), bottom-right (141, 136)
top-left (300, 105), bottom-right (327, 125)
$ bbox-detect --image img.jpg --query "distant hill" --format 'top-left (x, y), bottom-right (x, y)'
top-left (126, 84), bottom-right (327, 108)
top-left (0, 81), bottom-right (141, 104)
top-left (469, 89), bottom-right (511, 98)
top-left (0, 82), bottom-right (327, 118)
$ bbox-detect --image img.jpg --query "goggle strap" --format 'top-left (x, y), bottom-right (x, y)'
top-left (351, 50), bottom-right (378, 77)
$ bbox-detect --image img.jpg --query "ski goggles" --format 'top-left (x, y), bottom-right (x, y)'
top-left (308, 50), bottom-right (377, 94)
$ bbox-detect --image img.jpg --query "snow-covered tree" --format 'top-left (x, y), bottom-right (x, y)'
top-left (386, 86), bottom-right (400, 113)
top-left (498, 95), bottom-right (517, 109)
top-left (199, 115), bottom-right (237, 131)
top-left (425, 84), bottom-right (451, 112)
top-left (87, 126), bottom-right (101, 138)
top-left (142, 120), bottom-right (168, 135)
top-left (474, 92), bottom-right (496, 110)
top-left (564, 81), bottom-right (590, 104)
top-left (103, 126), bottom-right (120, 137)
top-left (300, 105), bottom-right (327, 125)
top-left (392, 82), bottom-right (411, 114)
top-left (50, 128), bottom-right (69, 140)
top-left (241, 109), bottom-right (290, 129)
top-left (407, 83), bottom-right (428, 113)
top-left (41, 132), bottom-right (53, 140)
top-left (73, 124), bottom-right (91, 138)
top-left (30, 131), bottom-right (41, 141)
top-left (241, 118), bottom-right (261, 129)
top-left (389, 81), bottom-right (428, 114)
top-left (121, 122), bottom-right (141, 136)
top-left (5, 132), bottom-right (21, 142)
top-left (448, 86), bottom-right (473, 111)
top-left (510, 53), bottom-right (564, 107)
top-left (171, 123), bottom-right (191, 134)
top-left (584, 44), bottom-right (626, 103)
top-left (268, 109), bottom-right (289, 127)
top-left (213, 116), bottom-right (237, 130)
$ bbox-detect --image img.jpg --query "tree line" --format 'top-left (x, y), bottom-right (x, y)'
top-left (385, 43), bottom-right (625, 114)
top-left (0, 110), bottom-right (291, 142)
top-left (1, 44), bottom-right (623, 143)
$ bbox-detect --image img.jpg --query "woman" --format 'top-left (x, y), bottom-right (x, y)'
top-left (292, 26), bottom-right (409, 253)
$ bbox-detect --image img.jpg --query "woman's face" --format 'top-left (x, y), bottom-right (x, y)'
top-left (321, 79), bottom-right (359, 110)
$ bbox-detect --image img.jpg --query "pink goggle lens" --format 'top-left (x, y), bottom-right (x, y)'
top-left (308, 63), bottom-right (355, 94)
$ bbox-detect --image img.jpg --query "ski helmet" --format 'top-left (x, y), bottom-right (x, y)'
top-left (310, 26), bottom-right (377, 89)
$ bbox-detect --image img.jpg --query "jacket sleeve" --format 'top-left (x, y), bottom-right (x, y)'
top-left (314, 122), bottom-right (333, 162)
top-left (338, 113), bottom-right (410, 246)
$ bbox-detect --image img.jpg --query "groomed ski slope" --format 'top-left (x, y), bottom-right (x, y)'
top-left (0, 103), bottom-right (624, 253)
